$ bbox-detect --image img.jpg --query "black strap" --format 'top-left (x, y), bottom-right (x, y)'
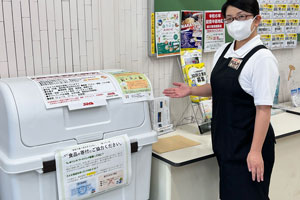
top-left (42, 141), bottom-right (139, 173)
top-left (236, 45), bottom-right (267, 73)
top-left (219, 42), bottom-right (232, 59)
top-left (43, 160), bottom-right (56, 173)
top-left (220, 43), bottom-right (266, 64)
top-left (241, 45), bottom-right (266, 63)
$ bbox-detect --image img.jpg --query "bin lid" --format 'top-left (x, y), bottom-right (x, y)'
top-left (5, 77), bottom-right (147, 147)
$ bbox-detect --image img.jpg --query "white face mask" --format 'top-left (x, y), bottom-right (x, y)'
top-left (226, 17), bottom-right (256, 41)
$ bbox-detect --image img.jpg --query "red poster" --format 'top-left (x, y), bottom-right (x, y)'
top-left (204, 11), bottom-right (225, 52)
top-left (205, 11), bottom-right (224, 30)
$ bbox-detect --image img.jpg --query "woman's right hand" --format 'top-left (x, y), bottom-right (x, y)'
top-left (163, 82), bottom-right (191, 98)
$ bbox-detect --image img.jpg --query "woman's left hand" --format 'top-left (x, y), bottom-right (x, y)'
top-left (247, 151), bottom-right (264, 182)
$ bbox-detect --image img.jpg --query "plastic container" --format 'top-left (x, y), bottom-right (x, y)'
top-left (0, 72), bottom-right (157, 200)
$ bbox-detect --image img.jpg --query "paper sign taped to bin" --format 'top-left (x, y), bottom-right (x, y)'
top-left (108, 70), bottom-right (154, 104)
top-left (55, 135), bottom-right (132, 200)
top-left (29, 71), bottom-right (121, 109)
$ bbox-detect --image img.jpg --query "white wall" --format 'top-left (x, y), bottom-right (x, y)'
top-left (0, 0), bottom-right (300, 124)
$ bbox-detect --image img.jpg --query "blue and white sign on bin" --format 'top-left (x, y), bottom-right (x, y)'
top-left (55, 135), bottom-right (132, 200)
top-left (0, 70), bottom-right (157, 200)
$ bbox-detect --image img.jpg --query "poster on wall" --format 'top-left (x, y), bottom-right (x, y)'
top-left (260, 34), bottom-right (272, 49)
top-left (259, 3), bottom-right (274, 19)
top-left (258, 1), bottom-right (300, 49)
top-left (286, 4), bottom-right (300, 18)
top-left (285, 19), bottom-right (299, 33)
top-left (180, 50), bottom-right (202, 66)
top-left (272, 19), bottom-right (286, 33)
top-left (181, 10), bottom-right (203, 50)
top-left (273, 4), bottom-right (287, 19)
top-left (271, 33), bottom-right (285, 49)
top-left (204, 11), bottom-right (225, 52)
top-left (258, 19), bottom-right (273, 34)
top-left (155, 11), bottom-right (181, 58)
top-left (284, 33), bottom-right (298, 48)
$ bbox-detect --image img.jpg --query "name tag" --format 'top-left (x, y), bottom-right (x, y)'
top-left (228, 58), bottom-right (243, 70)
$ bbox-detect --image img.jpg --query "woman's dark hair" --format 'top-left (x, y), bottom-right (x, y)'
top-left (221, 0), bottom-right (260, 17)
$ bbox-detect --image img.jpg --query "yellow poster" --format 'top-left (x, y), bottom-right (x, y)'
top-left (183, 63), bottom-right (208, 103)
top-left (109, 70), bottom-right (154, 103)
top-left (151, 13), bottom-right (155, 55)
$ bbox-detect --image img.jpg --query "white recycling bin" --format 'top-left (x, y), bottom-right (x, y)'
top-left (0, 70), bottom-right (157, 200)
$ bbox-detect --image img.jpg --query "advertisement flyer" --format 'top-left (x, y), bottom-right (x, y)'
top-left (204, 11), bottom-right (225, 52)
top-left (181, 10), bottom-right (203, 50)
top-left (200, 99), bottom-right (213, 120)
top-left (285, 19), bottom-right (299, 33)
top-left (30, 71), bottom-right (121, 109)
top-left (260, 34), bottom-right (272, 49)
top-left (258, 19), bottom-right (273, 34)
top-left (183, 63), bottom-right (208, 103)
top-left (286, 4), bottom-right (300, 18)
top-left (284, 33), bottom-right (298, 48)
top-left (180, 49), bottom-right (202, 67)
top-left (272, 19), bottom-right (286, 33)
top-left (55, 135), bottom-right (132, 200)
top-left (273, 4), bottom-right (287, 19)
top-left (271, 33), bottom-right (285, 49)
top-left (259, 3), bottom-right (274, 19)
top-left (155, 11), bottom-right (181, 57)
top-left (108, 70), bottom-right (154, 104)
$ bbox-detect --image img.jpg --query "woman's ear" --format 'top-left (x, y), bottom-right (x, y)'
top-left (254, 15), bottom-right (262, 27)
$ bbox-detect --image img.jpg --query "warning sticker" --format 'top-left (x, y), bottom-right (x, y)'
top-left (30, 71), bottom-right (121, 109)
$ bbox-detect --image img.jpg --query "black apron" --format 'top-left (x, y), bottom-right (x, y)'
top-left (210, 43), bottom-right (276, 200)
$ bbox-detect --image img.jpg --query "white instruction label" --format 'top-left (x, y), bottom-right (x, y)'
top-left (55, 135), bottom-right (132, 200)
top-left (30, 71), bottom-right (121, 109)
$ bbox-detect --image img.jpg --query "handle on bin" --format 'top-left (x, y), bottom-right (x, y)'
top-left (42, 141), bottom-right (139, 173)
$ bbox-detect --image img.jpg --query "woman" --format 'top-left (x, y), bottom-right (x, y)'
top-left (163, 0), bottom-right (279, 199)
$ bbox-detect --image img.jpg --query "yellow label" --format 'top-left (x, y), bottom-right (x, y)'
top-left (272, 34), bottom-right (285, 41)
top-left (286, 33), bottom-right (297, 40)
top-left (183, 63), bottom-right (207, 103)
top-left (190, 96), bottom-right (200, 103)
top-left (286, 19), bottom-right (299, 26)
top-left (261, 4), bottom-right (274, 11)
top-left (151, 13), bottom-right (155, 55)
top-left (261, 19), bottom-right (273, 26)
top-left (183, 63), bottom-right (205, 81)
top-left (260, 34), bottom-right (272, 41)
top-left (180, 51), bottom-right (186, 66)
top-left (87, 171), bottom-right (96, 176)
top-left (276, 4), bottom-right (287, 11)
top-left (288, 4), bottom-right (300, 11)
top-left (274, 19), bottom-right (286, 26)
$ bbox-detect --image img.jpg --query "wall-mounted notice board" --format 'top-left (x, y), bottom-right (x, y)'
top-left (155, 0), bottom-right (225, 14)
top-left (154, 0), bottom-right (233, 44)
top-left (148, 0), bottom-right (300, 56)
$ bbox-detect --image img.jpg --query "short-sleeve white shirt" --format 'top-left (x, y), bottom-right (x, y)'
top-left (212, 35), bottom-right (279, 106)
